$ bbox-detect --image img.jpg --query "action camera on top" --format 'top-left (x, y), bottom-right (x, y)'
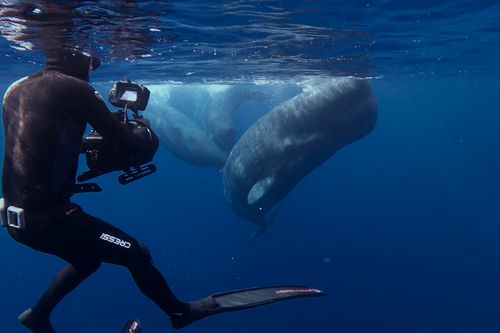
top-left (108, 79), bottom-right (150, 111)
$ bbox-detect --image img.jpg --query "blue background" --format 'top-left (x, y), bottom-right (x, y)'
top-left (0, 0), bottom-right (499, 331)
top-left (1, 75), bottom-right (499, 332)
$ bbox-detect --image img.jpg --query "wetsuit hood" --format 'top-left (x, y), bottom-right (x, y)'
top-left (44, 48), bottom-right (100, 82)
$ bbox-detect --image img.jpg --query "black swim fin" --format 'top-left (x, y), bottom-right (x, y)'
top-left (171, 285), bottom-right (326, 329)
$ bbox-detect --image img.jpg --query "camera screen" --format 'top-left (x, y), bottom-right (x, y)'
top-left (109, 80), bottom-right (149, 110)
top-left (119, 89), bottom-right (138, 102)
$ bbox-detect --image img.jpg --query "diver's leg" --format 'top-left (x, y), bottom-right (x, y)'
top-left (18, 262), bottom-right (100, 333)
top-left (17, 309), bottom-right (55, 333)
top-left (32, 262), bottom-right (100, 317)
top-left (126, 243), bottom-right (190, 316)
top-left (67, 212), bottom-right (219, 329)
top-left (66, 206), bottom-right (189, 317)
top-left (8, 207), bottom-right (101, 333)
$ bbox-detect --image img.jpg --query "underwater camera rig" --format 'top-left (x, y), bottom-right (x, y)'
top-left (77, 79), bottom-right (156, 190)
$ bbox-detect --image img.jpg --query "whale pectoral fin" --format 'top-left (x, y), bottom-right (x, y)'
top-left (249, 225), bottom-right (267, 241)
top-left (249, 201), bottom-right (283, 241)
top-left (268, 200), bottom-right (283, 221)
top-left (247, 176), bottom-right (275, 205)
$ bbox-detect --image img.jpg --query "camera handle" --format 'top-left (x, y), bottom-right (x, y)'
top-left (77, 163), bottom-right (157, 186)
top-left (77, 108), bottom-right (157, 188)
top-left (113, 109), bottom-right (156, 185)
top-left (118, 164), bottom-right (157, 185)
top-left (77, 169), bottom-right (107, 183)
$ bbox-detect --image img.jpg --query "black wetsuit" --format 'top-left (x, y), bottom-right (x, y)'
top-left (2, 53), bottom-right (188, 331)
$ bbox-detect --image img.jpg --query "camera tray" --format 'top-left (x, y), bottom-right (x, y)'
top-left (118, 164), bottom-right (157, 185)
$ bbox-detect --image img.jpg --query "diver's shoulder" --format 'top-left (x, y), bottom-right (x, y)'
top-left (41, 70), bottom-right (89, 84)
top-left (37, 70), bottom-right (95, 96)
top-left (14, 70), bottom-right (88, 87)
top-left (3, 70), bottom-right (94, 104)
top-left (3, 75), bottom-right (29, 98)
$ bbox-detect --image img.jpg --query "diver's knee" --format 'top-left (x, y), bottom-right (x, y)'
top-left (138, 242), bottom-right (153, 263)
top-left (130, 242), bottom-right (153, 267)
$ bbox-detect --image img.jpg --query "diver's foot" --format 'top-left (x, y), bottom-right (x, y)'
top-left (18, 308), bottom-right (56, 333)
top-left (170, 297), bottom-right (219, 329)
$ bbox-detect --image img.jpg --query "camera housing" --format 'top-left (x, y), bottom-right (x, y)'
top-left (77, 79), bottom-right (156, 189)
top-left (108, 79), bottom-right (150, 111)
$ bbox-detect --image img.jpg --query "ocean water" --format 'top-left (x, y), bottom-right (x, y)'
top-left (1, 1), bottom-right (500, 332)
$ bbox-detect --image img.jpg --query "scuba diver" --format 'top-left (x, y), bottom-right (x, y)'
top-left (1, 48), bottom-right (325, 333)
top-left (0, 48), bottom-right (195, 333)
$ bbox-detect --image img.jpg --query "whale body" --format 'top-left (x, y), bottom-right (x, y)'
top-left (148, 84), bottom-right (274, 168)
top-left (203, 85), bottom-right (273, 153)
top-left (150, 105), bottom-right (228, 168)
top-left (222, 77), bottom-right (378, 225)
top-left (202, 85), bottom-right (240, 153)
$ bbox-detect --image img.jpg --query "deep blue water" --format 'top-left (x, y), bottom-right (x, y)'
top-left (1, 1), bottom-right (500, 332)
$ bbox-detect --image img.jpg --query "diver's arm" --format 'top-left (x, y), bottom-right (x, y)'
top-left (74, 83), bottom-right (157, 164)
